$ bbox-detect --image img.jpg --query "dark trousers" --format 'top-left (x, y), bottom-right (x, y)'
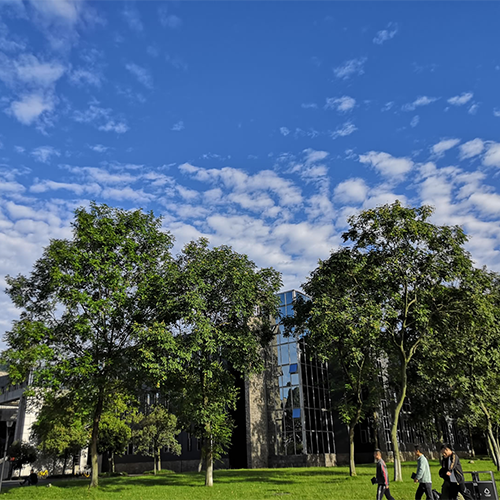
top-left (442, 480), bottom-right (474, 500)
top-left (415, 482), bottom-right (433, 500)
top-left (377, 485), bottom-right (396, 500)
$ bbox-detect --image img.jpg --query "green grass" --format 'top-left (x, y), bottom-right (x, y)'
top-left (1, 459), bottom-right (498, 499)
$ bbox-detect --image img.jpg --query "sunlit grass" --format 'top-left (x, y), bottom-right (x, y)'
top-left (1, 458), bottom-right (497, 499)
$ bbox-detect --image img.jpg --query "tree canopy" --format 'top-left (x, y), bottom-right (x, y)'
top-left (2, 203), bottom-right (175, 487)
top-left (139, 239), bottom-right (282, 486)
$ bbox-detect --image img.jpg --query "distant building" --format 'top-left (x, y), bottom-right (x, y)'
top-left (2, 291), bottom-right (473, 474)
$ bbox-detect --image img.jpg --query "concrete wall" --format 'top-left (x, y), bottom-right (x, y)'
top-left (244, 368), bottom-right (269, 468)
top-left (269, 453), bottom-right (337, 468)
top-left (116, 458), bottom-right (229, 474)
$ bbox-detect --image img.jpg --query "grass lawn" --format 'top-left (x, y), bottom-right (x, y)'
top-left (1, 458), bottom-right (498, 499)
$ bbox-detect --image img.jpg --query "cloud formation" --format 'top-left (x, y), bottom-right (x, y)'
top-left (325, 96), bottom-right (356, 113)
top-left (333, 57), bottom-right (366, 79)
top-left (373, 23), bottom-right (398, 45)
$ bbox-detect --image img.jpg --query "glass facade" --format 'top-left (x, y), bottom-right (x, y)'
top-left (270, 290), bottom-right (336, 456)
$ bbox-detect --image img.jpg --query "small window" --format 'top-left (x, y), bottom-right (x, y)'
top-left (289, 363), bottom-right (298, 374)
top-left (293, 408), bottom-right (301, 419)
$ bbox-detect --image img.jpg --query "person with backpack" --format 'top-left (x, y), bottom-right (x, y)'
top-left (414, 445), bottom-right (433, 499)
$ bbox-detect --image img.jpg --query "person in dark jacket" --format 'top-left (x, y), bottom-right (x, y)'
top-left (439, 444), bottom-right (473, 500)
top-left (374, 449), bottom-right (396, 500)
top-left (20, 468), bottom-right (38, 486)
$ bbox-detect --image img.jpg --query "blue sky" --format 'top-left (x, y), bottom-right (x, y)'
top-left (1, 0), bottom-right (500, 344)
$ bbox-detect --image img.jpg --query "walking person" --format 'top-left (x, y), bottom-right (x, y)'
top-left (439, 444), bottom-right (473, 500)
top-left (374, 449), bottom-right (396, 500)
top-left (413, 445), bottom-right (432, 499)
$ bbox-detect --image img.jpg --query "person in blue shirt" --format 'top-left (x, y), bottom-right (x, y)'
top-left (414, 445), bottom-right (432, 499)
top-left (374, 449), bottom-right (396, 500)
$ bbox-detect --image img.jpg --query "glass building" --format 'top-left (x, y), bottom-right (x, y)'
top-left (269, 290), bottom-right (336, 457)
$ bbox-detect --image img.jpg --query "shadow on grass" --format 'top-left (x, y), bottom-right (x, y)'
top-left (20, 461), bottom-right (443, 495)
top-left (73, 466), bottom-right (383, 493)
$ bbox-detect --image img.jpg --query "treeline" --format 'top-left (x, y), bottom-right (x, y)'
top-left (2, 201), bottom-right (500, 487)
top-left (1, 202), bottom-right (282, 487)
top-left (285, 201), bottom-right (500, 480)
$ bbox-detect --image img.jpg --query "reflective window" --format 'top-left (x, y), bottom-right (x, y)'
top-left (269, 290), bottom-right (336, 456)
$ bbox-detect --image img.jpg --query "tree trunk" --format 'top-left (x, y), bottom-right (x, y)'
top-left (467, 424), bottom-right (475, 458)
top-left (480, 402), bottom-right (500, 471)
top-left (434, 413), bottom-right (444, 444)
top-left (90, 390), bottom-right (105, 488)
top-left (153, 451), bottom-right (157, 475)
top-left (205, 438), bottom-right (213, 487)
top-left (486, 432), bottom-right (498, 468)
top-left (62, 453), bottom-right (68, 476)
top-left (348, 425), bottom-right (356, 476)
top-left (111, 452), bottom-right (115, 473)
top-left (487, 421), bottom-right (500, 471)
top-left (157, 447), bottom-right (161, 472)
top-left (372, 410), bottom-right (380, 450)
top-left (390, 359), bottom-right (407, 482)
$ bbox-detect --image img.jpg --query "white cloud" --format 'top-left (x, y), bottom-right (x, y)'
top-left (334, 178), bottom-right (369, 204)
top-left (13, 54), bottom-right (66, 87)
top-left (122, 5), bottom-right (143, 32)
top-left (431, 138), bottom-right (460, 156)
top-left (448, 92), bottom-right (473, 106)
top-left (280, 127), bottom-right (290, 136)
top-left (179, 163), bottom-right (303, 207)
top-left (29, 0), bottom-right (83, 25)
top-left (381, 101), bottom-right (394, 112)
top-left (459, 139), bottom-right (484, 160)
top-left (468, 103), bottom-right (479, 115)
top-left (359, 151), bottom-right (413, 179)
top-left (158, 5), bottom-right (182, 28)
top-left (68, 68), bottom-right (102, 87)
top-left (73, 102), bottom-right (128, 133)
top-left (8, 92), bottom-right (55, 125)
top-left (89, 144), bottom-right (108, 153)
top-left (172, 121), bottom-right (184, 131)
top-left (301, 103), bottom-right (317, 109)
top-left (410, 115), bottom-right (420, 128)
top-left (303, 149), bottom-right (328, 165)
top-left (30, 179), bottom-right (101, 196)
top-left (331, 122), bottom-right (357, 139)
top-left (373, 22), bottom-right (398, 45)
top-left (333, 57), bottom-right (366, 80)
top-left (24, 0), bottom-right (103, 52)
top-left (402, 96), bottom-right (439, 111)
top-left (325, 96), bottom-right (356, 113)
top-left (125, 63), bottom-right (153, 89)
top-left (98, 121), bottom-right (128, 133)
top-left (31, 146), bottom-right (60, 163)
top-left (494, 109), bottom-right (500, 118)
top-left (468, 192), bottom-right (500, 217)
top-left (483, 143), bottom-right (500, 168)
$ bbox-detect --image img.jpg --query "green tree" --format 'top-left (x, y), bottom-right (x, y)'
top-left (7, 441), bottom-right (37, 475)
top-left (436, 268), bottom-right (500, 468)
top-left (133, 404), bottom-right (181, 474)
top-left (288, 248), bottom-right (383, 476)
top-left (1, 203), bottom-right (175, 487)
top-left (139, 239), bottom-right (282, 486)
top-left (30, 394), bottom-right (89, 474)
top-left (337, 201), bottom-right (472, 481)
top-left (98, 415), bottom-right (132, 473)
